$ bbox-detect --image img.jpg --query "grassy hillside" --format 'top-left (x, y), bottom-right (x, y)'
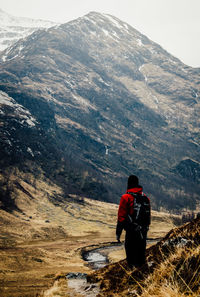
top-left (87, 217), bottom-right (200, 297)
top-left (0, 172), bottom-right (179, 297)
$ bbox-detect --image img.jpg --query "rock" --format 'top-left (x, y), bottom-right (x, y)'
top-left (66, 273), bottom-right (88, 279)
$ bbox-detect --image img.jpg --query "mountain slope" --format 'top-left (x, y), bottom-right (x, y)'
top-left (0, 12), bottom-right (200, 210)
top-left (87, 217), bottom-right (200, 296)
top-left (0, 8), bottom-right (58, 52)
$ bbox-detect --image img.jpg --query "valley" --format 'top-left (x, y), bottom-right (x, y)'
top-left (0, 9), bottom-right (199, 297)
top-left (0, 174), bottom-right (179, 297)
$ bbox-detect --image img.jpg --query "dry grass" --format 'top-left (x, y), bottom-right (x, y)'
top-left (0, 172), bottom-right (114, 296)
top-left (42, 279), bottom-right (83, 297)
top-left (0, 169), bottom-right (181, 297)
top-left (138, 245), bottom-right (200, 297)
top-left (88, 218), bottom-right (200, 297)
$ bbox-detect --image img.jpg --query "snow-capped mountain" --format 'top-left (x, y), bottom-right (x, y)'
top-left (0, 12), bottom-right (199, 211)
top-left (0, 8), bottom-right (58, 51)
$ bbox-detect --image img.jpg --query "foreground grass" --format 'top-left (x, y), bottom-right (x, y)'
top-left (88, 217), bottom-right (200, 297)
top-left (0, 170), bottom-right (182, 297)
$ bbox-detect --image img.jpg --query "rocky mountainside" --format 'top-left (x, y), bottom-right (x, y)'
top-left (0, 12), bottom-right (200, 211)
top-left (0, 8), bottom-right (58, 51)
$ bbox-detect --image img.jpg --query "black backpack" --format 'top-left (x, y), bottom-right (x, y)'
top-left (126, 192), bottom-right (150, 231)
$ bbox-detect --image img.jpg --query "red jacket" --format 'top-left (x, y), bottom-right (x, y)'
top-left (116, 186), bottom-right (150, 237)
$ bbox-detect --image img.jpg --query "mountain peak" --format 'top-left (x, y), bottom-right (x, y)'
top-left (83, 11), bottom-right (131, 28)
top-left (0, 7), bottom-right (58, 51)
top-left (0, 10), bottom-right (199, 211)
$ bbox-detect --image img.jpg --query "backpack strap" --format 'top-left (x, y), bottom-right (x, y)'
top-left (126, 192), bottom-right (140, 221)
top-left (126, 192), bottom-right (150, 227)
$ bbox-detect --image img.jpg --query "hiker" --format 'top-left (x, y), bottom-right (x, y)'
top-left (116, 175), bottom-right (151, 268)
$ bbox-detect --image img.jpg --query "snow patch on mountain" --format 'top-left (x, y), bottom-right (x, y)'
top-left (102, 28), bottom-right (110, 37)
top-left (0, 91), bottom-right (37, 127)
top-left (27, 147), bottom-right (34, 157)
top-left (137, 39), bottom-right (143, 47)
top-left (0, 8), bottom-right (58, 51)
top-left (0, 8), bottom-right (56, 29)
top-left (72, 93), bottom-right (97, 112)
top-left (104, 14), bottom-right (126, 31)
top-left (1, 42), bottom-right (25, 61)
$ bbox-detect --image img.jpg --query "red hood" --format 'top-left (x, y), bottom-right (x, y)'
top-left (126, 186), bottom-right (143, 195)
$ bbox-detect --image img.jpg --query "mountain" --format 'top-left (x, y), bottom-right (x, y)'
top-left (0, 12), bottom-right (200, 211)
top-left (0, 8), bottom-right (58, 52)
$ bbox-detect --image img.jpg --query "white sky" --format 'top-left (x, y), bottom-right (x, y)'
top-left (1, 0), bottom-right (200, 67)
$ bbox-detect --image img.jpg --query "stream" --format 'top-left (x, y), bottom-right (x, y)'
top-left (67, 239), bottom-right (158, 296)
top-left (67, 242), bottom-right (123, 296)
top-left (81, 242), bottom-right (123, 270)
top-left (82, 239), bottom-right (158, 270)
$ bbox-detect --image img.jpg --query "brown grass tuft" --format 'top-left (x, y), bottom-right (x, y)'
top-left (88, 217), bottom-right (200, 297)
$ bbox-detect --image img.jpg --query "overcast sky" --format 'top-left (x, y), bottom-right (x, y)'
top-left (1, 0), bottom-right (200, 67)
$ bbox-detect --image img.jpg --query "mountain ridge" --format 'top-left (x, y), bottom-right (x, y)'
top-left (0, 11), bottom-right (200, 211)
top-left (0, 8), bottom-right (58, 52)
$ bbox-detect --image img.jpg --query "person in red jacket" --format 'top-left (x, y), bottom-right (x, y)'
top-left (116, 175), bottom-right (151, 268)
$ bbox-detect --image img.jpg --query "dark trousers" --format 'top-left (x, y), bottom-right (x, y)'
top-left (125, 229), bottom-right (147, 267)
